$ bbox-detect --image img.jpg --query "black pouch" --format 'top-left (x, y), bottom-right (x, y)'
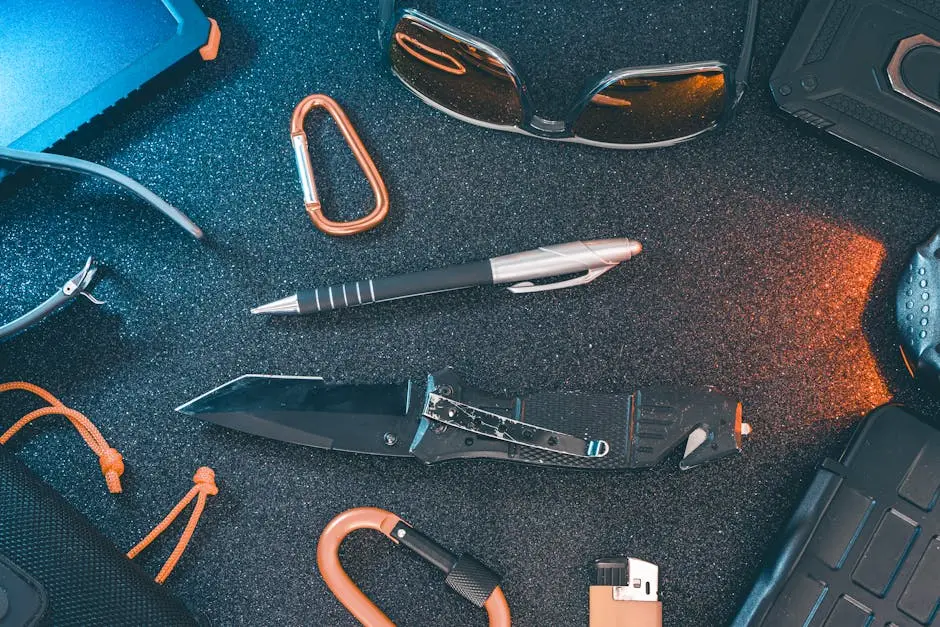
top-left (0, 447), bottom-right (200, 627)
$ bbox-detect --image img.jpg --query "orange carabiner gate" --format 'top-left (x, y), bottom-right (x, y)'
top-left (290, 94), bottom-right (390, 236)
top-left (316, 507), bottom-right (511, 627)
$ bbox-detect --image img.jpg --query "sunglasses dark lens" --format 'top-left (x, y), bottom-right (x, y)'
top-left (573, 70), bottom-right (727, 145)
top-left (390, 15), bottom-right (523, 126)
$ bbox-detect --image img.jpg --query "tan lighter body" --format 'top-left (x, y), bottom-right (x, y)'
top-left (590, 557), bottom-right (662, 627)
top-left (589, 587), bottom-right (663, 627)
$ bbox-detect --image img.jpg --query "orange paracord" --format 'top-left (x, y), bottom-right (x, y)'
top-left (0, 381), bottom-right (125, 492)
top-left (127, 466), bottom-right (219, 583)
top-left (0, 381), bottom-right (219, 583)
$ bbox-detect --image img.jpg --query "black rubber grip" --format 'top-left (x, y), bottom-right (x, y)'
top-left (410, 367), bottom-right (744, 470)
top-left (297, 260), bottom-right (492, 313)
top-left (297, 281), bottom-right (374, 313)
top-left (444, 555), bottom-right (502, 608)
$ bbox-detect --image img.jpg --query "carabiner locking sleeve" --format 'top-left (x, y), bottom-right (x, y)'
top-left (316, 507), bottom-right (511, 627)
top-left (290, 95), bottom-right (390, 236)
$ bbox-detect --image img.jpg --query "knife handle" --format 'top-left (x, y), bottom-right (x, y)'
top-left (411, 389), bottom-right (632, 469)
top-left (410, 370), bottom-right (744, 471)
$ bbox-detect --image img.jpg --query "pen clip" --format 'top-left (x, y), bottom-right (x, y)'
top-left (505, 264), bottom-right (617, 294)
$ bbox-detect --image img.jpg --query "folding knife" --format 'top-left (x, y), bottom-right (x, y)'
top-left (177, 367), bottom-right (750, 471)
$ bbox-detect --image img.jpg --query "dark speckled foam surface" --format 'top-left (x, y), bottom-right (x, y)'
top-left (1, 1), bottom-right (939, 625)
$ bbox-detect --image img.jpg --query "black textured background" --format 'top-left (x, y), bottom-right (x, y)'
top-left (2, 1), bottom-right (939, 625)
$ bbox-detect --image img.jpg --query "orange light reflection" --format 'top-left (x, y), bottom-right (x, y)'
top-left (738, 217), bottom-right (890, 419)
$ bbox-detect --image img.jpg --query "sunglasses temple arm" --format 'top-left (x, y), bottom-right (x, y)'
top-left (733, 0), bottom-right (760, 106)
top-left (378, 0), bottom-right (397, 40)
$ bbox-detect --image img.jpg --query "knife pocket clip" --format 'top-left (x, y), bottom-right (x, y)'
top-left (423, 386), bottom-right (610, 459)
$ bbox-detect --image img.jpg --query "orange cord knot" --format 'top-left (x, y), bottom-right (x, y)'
top-left (127, 466), bottom-right (220, 584)
top-left (2, 382), bottom-right (219, 586)
top-left (98, 447), bottom-right (124, 493)
top-left (1, 382), bottom-right (125, 493)
top-left (193, 466), bottom-right (218, 495)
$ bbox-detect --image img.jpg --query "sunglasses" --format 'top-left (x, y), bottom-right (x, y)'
top-left (379, 1), bottom-right (759, 148)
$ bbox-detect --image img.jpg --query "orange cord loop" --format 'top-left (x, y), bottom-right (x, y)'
top-left (0, 381), bottom-right (65, 407)
top-left (0, 382), bottom-right (124, 493)
top-left (127, 466), bottom-right (219, 584)
top-left (1, 381), bottom-right (218, 584)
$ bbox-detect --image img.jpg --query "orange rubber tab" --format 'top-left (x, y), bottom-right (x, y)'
top-left (290, 95), bottom-right (390, 236)
top-left (199, 18), bottom-right (221, 61)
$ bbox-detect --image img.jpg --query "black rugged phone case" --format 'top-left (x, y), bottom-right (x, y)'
top-left (770, 0), bottom-right (940, 183)
top-left (732, 405), bottom-right (939, 626)
top-left (0, 447), bottom-right (200, 626)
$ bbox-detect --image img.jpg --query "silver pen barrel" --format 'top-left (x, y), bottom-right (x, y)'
top-left (489, 238), bottom-right (642, 286)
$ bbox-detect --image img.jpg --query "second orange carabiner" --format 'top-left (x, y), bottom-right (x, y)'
top-left (290, 94), bottom-right (390, 236)
top-left (317, 507), bottom-right (511, 627)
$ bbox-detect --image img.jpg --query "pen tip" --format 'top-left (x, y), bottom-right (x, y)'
top-left (250, 294), bottom-right (300, 315)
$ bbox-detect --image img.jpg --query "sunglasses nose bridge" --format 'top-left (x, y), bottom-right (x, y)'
top-left (527, 115), bottom-right (568, 137)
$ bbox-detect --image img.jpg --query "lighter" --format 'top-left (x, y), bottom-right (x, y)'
top-left (590, 558), bottom-right (662, 627)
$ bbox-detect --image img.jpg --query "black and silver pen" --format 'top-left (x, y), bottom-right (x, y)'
top-left (250, 237), bottom-right (642, 315)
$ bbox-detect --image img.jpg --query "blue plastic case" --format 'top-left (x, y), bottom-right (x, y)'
top-left (0, 0), bottom-right (213, 177)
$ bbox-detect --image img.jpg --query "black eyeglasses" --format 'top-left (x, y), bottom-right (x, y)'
top-left (379, 1), bottom-right (759, 148)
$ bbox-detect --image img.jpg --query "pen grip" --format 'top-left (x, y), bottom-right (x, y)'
top-left (298, 260), bottom-right (493, 313)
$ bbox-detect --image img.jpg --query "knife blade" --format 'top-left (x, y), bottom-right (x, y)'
top-left (177, 368), bottom-right (750, 471)
top-left (176, 374), bottom-right (419, 456)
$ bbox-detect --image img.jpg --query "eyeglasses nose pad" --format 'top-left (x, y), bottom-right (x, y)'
top-left (290, 94), bottom-right (390, 236)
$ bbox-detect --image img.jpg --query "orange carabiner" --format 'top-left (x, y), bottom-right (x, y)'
top-left (317, 507), bottom-right (512, 627)
top-left (290, 94), bottom-right (390, 236)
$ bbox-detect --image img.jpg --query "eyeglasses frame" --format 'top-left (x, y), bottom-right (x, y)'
top-left (378, 0), bottom-right (760, 149)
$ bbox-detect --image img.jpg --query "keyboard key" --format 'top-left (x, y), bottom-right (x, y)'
top-left (812, 486), bottom-right (875, 569)
top-left (899, 441), bottom-right (940, 512)
top-left (823, 594), bottom-right (873, 626)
